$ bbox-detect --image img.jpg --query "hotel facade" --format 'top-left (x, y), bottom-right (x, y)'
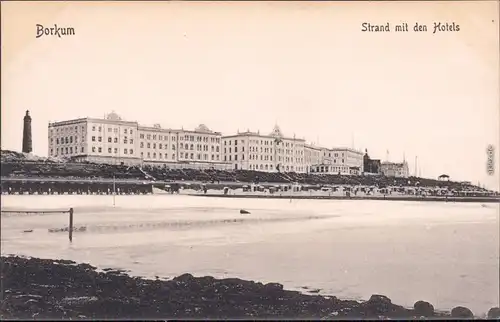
top-left (47, 112), bottom-right (230, 169)
top-left (48, 113), bottom-right (365, 174)
top-left (380, 161), bottom-right (410, 178)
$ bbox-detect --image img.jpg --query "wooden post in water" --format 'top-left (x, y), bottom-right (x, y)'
top-left (69, 208), bottom-right (74, 242)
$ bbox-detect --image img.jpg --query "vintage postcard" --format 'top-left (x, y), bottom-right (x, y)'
top-left (1, 0), bottom-right (499, 320)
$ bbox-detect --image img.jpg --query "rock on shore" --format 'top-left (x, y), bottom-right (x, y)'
top-left (0, 256), bottom-right (474, 320)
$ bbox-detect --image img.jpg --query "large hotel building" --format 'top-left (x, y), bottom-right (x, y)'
top-left (47, 112), bottom-right (368, 174)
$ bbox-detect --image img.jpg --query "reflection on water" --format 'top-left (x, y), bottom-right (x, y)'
top-left (1, 195), bottom-right (499, 315)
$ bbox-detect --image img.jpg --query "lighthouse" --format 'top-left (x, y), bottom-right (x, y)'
top-left (22, 110), bottom-right (33, 153)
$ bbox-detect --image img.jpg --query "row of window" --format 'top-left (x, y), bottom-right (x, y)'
top-left (140, 142), bottom-right (177, 150)
top-left (246, 164), bottom-right (305, 172)
top-left (222, 154), bottom-right (306, 164)
top-left (51, 125), bottom-right (85, 134)
top-left (92, 126), bottom-right (134, 135)
top-left (50, 146), bottom-right (84, 156)
top-left (179, 153), bottom-right (220, 161)
top-left (137, 133), bottom-right (221, 143)
top-left (223, 146), bottom-right (303, 156)
top-left (90, 147), bottom-right (134, 155)
top-left (178, 143), bottom-right (219, 152)
top-left (91, 136), bottom-right (135, 144)
top-left (224, 139), bottom-right (301, 148)
top-left (139, 133), bottom-right (176, 141)
top-left (137, 151), bottom-right (221, 162)
top-left (53, 136), bottom-right (81, 145)
top-left (311, 166), bottom-right (350, 173)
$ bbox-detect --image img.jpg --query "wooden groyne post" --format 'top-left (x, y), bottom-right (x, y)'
top-left (69, 207), bottom-right (74, 242)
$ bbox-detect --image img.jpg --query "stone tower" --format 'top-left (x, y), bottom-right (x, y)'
top-left (22, 110), bottom-right (32, 153)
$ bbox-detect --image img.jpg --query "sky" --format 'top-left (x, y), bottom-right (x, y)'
top-left (1, 1), bottom-right (499, 189)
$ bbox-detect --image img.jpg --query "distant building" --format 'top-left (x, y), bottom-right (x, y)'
top-left (363, 149), bottom-right (382, 175)
top-left (47, 112), bottom-right (230, 169)
top-left (380, 160), bottom-right (409, 178)
top-left (221, 125), bottom-right (307, 172)
top-left (310, 147), bottom-right (364, 175)
top-left (304, 144), bottom-right (322, 172)
top-left (22, 110), bottom-right (33, 153)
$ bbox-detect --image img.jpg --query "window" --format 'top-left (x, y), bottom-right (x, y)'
top-left (92, 136), bottom-right (96, 142)
top-left (114, 148), bottom-right (118, 153)
top-left (108, 127), bottom-right (112, 133)
top-left (65, 137), bottom-right (69, 144)
top-left (124, 149), bottom-right (128, 154)
top-left (124, 129), bottom-right (128, 134)
top-left (159, 153), bottom-right (163, 159)
top-left (70, 147), bottom-right (73, 154)
top-left (130, 130), bottom-right (133, 135)
top-left (153, 153), bottom-right (156, 158)
top-left (108, 148), bottom-right (112, 153)
top-left (147, 152), bottom-right (151, 158)
top-left (140, 142), bottom-right (144, 148)
top-left (159, 144), bottom-right (162, 149)
top-left (56, 138), bottom-right (59, 144)
top-left (165, 145), bottom-right (168, 150)
top-left (98, 147), bottom-right (102, 153)
top-left (130, 139), bottom-right (134, 144)
top-left (92, 147), bottom-right (96, 152)
top-left (153, 143), bottom-right (156, 149)
top-left (129, 149), bottom-right (133, 154)
top-left (81, 147), bottom-right (84, 153)
top-left (98, 136), bottom-right (102, 142)
top-left (190, 153), bottom-right (194, 159)
top-left (147, 143), bottom-right (151, 148)
top-left (114, 138), bottom-right (118, 143)
top-left (124, 137), bottom-right (128, 144)
top-left (140, 134), bottom-right (145, 139)
top-left (108, 137), bottom-right (112, 143)
top-left (92, 126), bottom-right (96, 131)
top-left (98, 126), bottom-right (102, 132)
top-left (70, 136), bottom-right (73, 143)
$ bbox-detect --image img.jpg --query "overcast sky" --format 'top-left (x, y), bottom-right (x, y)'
top-left (2, 1), bottom-right (499, 189)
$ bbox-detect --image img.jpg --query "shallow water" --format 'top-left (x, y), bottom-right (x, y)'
top-left (1, 194), bottom-right (498, 315)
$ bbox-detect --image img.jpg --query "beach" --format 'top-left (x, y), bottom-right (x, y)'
top-left (1, 194), bottom-right (499, 317)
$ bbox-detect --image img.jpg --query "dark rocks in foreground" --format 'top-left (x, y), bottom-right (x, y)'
top-left (0, 256), bottom-right (480, 320)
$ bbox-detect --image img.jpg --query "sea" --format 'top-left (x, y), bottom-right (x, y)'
top-left (1, 193), bottom-right (499, 316)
